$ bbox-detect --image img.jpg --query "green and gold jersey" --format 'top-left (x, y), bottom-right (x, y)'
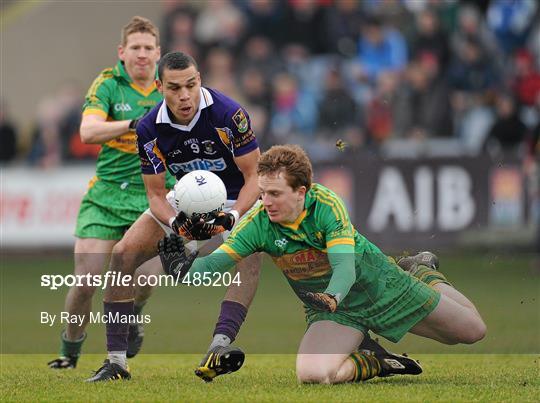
top-left (190, 184), bottom-right (398, 311)
top-left (83, 61), bottom-right (173, 187)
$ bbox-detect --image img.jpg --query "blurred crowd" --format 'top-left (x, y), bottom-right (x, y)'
top-left (2, 0), bottom-right (540, 166)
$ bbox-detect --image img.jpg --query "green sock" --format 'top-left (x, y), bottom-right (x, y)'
top-left (349, 352), bottom-right (381, 382)
top-left (60, 331), bottom-right (86, 358)
top-left (411, 265), bottom-right (451, 287)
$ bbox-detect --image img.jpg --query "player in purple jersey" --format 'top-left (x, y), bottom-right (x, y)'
top-left (87, 52), bottom-right (262, 382)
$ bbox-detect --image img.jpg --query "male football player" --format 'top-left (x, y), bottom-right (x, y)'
top-left (48, 16), bottom-right (174, 369)
top-left (86, 51), bottom-right (262, 382)
top-left (159, 144), bottom-right (486, 384)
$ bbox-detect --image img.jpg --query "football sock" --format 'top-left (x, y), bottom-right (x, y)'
top-left (348, 352), bottom-right (381, 382)
top-left (212, 300), bottom-right (247, 343)
top-left (104, 300), bottom-right (133, 353)
top-left (411, 264), bottom-right (451, 287)
top-left (208, 334), bottom-right (232, 351)
top-left (133, 300), bottom-right (146, 316)
top-left (60, 330), bottom-right (86, 357)
top-left (108, 351), bottom-right (128, 369)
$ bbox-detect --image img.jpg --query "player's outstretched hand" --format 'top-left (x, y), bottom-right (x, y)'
top-left (188, 211), bottom-right (236, 239)
top-left (157, 233), bottom-right (198, 280)
top-left (299, 291), bottom-right (338, 312)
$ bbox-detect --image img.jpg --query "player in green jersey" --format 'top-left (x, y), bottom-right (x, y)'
top-left (159, 144), bottom-right (486, 384)
top-left (48, 16), bottom-right (172, 369)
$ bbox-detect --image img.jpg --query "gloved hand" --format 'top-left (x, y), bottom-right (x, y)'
top-left (186, 211), bottom-right (237, 240)
top-left (299, 291), bottom-right (338, 312)
top-left (170, 211), bottom-right (201, 240)
top-left (128, 118), bottom-right (141, 132)
top-left (157, 233), bottom-right (198, 280)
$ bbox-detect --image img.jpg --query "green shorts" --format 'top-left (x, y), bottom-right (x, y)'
top-left (74, 178), bottom-right (149, 240)
top-left (305, 268), bottom-right (440, 343)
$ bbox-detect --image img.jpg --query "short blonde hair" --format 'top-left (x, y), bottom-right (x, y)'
top-left (257, 145), bottom-right (312, 190)
top-left (121, 16), bottom-right (159, 47)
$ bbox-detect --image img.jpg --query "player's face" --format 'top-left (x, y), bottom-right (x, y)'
top-left (157, 65), bottom-right (201, 125)
top-left (118, 32), bottom-right (160, 83)
top-left (259, 173), bottom-right (306, 224)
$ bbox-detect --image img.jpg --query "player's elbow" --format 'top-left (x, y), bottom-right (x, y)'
top-left (80, 129), bottom-right (97, 144)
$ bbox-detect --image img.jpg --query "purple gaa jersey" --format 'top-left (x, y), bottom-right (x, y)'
top-left (137, 87), bottom-right (258, 199)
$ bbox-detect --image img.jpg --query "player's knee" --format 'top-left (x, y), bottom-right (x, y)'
top-left (296, 357), bottom-right (336, 384)
top-left (110, 240), bottom-right (139, 269)
top-left (72, 284), bottom-right (97, 300)
top-left (297, 367), bottom-right (335, 384)
top-left (460, 318), bottom-right (487, 344)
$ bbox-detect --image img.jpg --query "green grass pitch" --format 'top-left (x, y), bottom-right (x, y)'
top-left (0, 354), bottom-right (538, 402)
top-left (1, 253), bottom-right (539, 401)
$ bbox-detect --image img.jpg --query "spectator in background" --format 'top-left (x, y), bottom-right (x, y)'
top-left (281, 0), bottom-right (331, 55)
top-left (194, 0), bottom-right (245, 54)
top-left (409, 7), bottom-right (451, 75)
top-left (451, 5), bottom-right (501, 68)
top-left (317, 66), bottom-right (363, 150)
top-left (324, 0), bottom-right (363, 57)
top-left (239, 67), bottom-right (272, 111)
top-left (393, 54), bottom-right (453, 140)
top-left (365, 71), bottom-right (400, 145)
top-left (487, 0), bottom-right (537, 56)
top-left (161, 5), bottom-right (198, 54)
top-left (28, 83), bottom-right (85, 167)
top-left (403, 0), bottom-right (460, 36)
top-left (239, 67), bottom-right (272, 147)
top-left (269, 72), bottom-right (317, 140)
top-left (484, 93), bottom-right (528, 157)
top-left (511, 49), bottom-right (540, 113)
top-left (0, 99), bottom-right (17, 163)
top-left (449, 37), bottom-right (498, 153)
top-left (241, 36), bottom-right (283, 79)
top-left (355, 14), bottom-right (408, 84)
top-left (528, 20), bottom-right (540, 68)
top-left (241, 0), bottom-right (285, 46)
top-left (360, 0), bottom-right (413, 34)
top-left (202, 47), bottom-right (241, 101)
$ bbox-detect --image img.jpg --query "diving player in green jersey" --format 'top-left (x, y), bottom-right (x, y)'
top-left (159, 144), bottom-right (486, 384)
top-left (48, 16), bottom-right (173, 369)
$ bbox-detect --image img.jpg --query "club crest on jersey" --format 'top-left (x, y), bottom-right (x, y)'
top-left (216, 127), bottom-right (235, 153)
top-left (143, 139), bottom-right (164, 171)
top-left (202, 140), bottom-right (217, 155)
top-left (232, 108), bottom-right (248, 133)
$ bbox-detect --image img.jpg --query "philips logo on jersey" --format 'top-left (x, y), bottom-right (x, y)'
top-left (114, 103), bottom-right (133, 112)
top-left (168, 158), bottom-right (227, 174)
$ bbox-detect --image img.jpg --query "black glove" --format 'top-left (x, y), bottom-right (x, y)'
top-left (299, 291), bottom-right (338, 312)
top-left (170, 211), bottom-right (201, 240)
top-left (128, 118), bottom-right (141, 132)
top-left (157, 233), bottom-right (199, 280)
top-left (186, 211), bottom-right (236, 240)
